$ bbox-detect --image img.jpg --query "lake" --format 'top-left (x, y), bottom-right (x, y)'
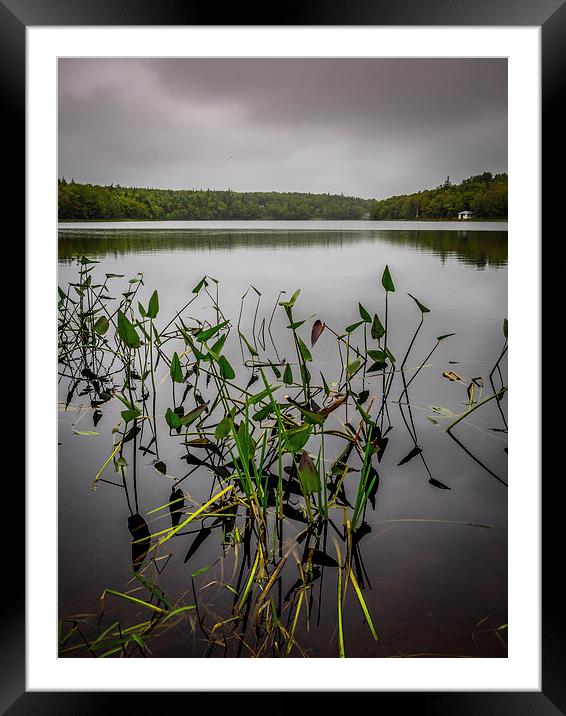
top-left (58, 221), bottom-right (508, 658)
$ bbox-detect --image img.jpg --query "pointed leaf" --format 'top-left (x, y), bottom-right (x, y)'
top-left (346, 320), bottom-right (364, 334)
top-left (298, 451), bottom-right (321, 495)
top-left (346, 358), bottom-right (362, 375)
top-left (408, 293), bottom-right (430, 313)
top-left (147, 290), bottom-right (159, 319)
top-left (279, 289), bottom-right (301, 308)
top-left (297, 336), bottom-right (313, 362)
top-left (311, 319), bottom-right (325, 347)
top-left (367, 349), bottom-right (387, 362)
top-left (117, 310), bottom-right (141, 349)
top-left (180, 402), bottom-right (209, 426)
top-left (214, 415), bottom-right (231, 439)
top-left (359, 303), bottom-right (372, 323)
top-left (218, 355), bottom-right (236, 380)
top-left (197, 320), bottom-right (229, 343)
top-left (371, 314), bottom-right (385, 340)
top-left (284, 424), bottom-right (311, 453)
top-left (165, 408), bottom-right (181, 429)
top-left (239, 331), bottom-right (258, 357)
top-left (381, 265), bottom-right (395, 292)
top-left (283, 363), bottom-right (293, 385)
top-left (170, 352), bottom-right (184, 383)
top-left (94, 316), bottom-right (109, 336)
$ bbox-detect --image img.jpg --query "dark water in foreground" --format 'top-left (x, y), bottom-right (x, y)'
top-left (58, 225), bottom-right (507, 658)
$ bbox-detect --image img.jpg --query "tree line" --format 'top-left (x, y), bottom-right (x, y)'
top-left (58, 181), bottom-right (373, 221)
top-left (58, 172), bottom-right (507, 221)
top-left (370, 173), bottom-right (508, 220)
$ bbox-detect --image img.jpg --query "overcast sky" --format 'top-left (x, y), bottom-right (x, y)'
top-left (58, 58), bottom-right (507, 199)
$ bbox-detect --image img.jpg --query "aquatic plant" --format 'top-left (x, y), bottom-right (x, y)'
top-left (58, 258), bottom-right (507, 658)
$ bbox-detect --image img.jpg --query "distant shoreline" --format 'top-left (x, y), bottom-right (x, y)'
top-left (58, 217), bottom-right (508, 224)
top-left (58, 219), bottom-right (508, 235)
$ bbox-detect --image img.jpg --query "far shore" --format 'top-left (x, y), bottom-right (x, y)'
top-left (58, 217), bottom-right (508, 224)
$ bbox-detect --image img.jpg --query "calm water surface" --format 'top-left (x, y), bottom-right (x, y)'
top-left (58, 222), bottom-right (507, 658)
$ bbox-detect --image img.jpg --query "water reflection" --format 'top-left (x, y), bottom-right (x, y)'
top-left (58, 252), bottom-right (507, 658)
top-left (59, 228), bottom-right (507, 269)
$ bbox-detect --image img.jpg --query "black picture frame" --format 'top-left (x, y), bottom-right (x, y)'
top-left (5, 0), bottom-right (562, 711)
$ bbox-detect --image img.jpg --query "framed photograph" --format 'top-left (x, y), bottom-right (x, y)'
top-left (5, 0), bottom-right (561, 710)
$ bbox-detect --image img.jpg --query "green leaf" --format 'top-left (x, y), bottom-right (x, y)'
top-left (93, 316), bottom-right (109, 336)
top-left (131, 634), bottom-right (145, 651)
top-left (218, 355), bottom-right (236, 380)
top-left (367, 349), bottom-right (387, 362)
top-left (346, 358), bottom-right (362, 375)
top-left (503, 318), bottom-right (508, 338)
top-left (286, 397), bottom-right (325, 425)
top-left (437, 333), bottom-right (456, 341)
top-left (385, 347), bottom-right (396, 363)
top-left (117, 310), bottom-right (141, 349)
top-left (180, 331), bottom-right (206, 360)
top-left (283, 363), bottom-right (293, 385)
top-left (115, 393), bottom-right (133, 410)
top-left (359, 303), bottom-right (372, 323)
top-left (192, 276), bottom-right (208, 294)
top-left (287, 320), bottom-right (306, 330)
top-left (180, 402), bottom-right (209, 426)
top-left (209, 333), bottom-right (227, 358)
top-left (297, 336), bottom-right (313, 362)
top-left (147, 290), bottom-right (159, 319)
top-left (197, 320), bottom-right (229, 343)
top-left (346, 320), bottom-right (365, 334)
top-left (381, 265), bottom-right (395, 292)
top-left (239, 332), bottom-right (258, 357)
top-left (252, 405), bottom-right (273, 422)
top-left (408, 293), bottom-right (430, 313)
top-left (279, 289), bottom-right (300, 308)
top-left (284, 424), bottom-right (311, 453)
top-left (371, 314), bottom-right (385, 340)
top-left (121, 408), bottom-right (141, 422)
top-left (355, 400), bottom-right (372, 426)
top-left (214, 415), bottom-right (232, 439)
top-left (170, 352), bottom-right (184, 383)
top-left (248, 386), bottom-right (276, 406)
top-left (165, 408), bottom-right (182, 429)
top-left (298, 451), bottom-right (321, 495)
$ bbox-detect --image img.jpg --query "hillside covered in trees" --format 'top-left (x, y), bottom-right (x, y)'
top-left (58, 181), bottom-right (372, 221)
top-left (58, 172), bottom-right (507, 222)
top-left (370, 173), bottom-right (507, 220)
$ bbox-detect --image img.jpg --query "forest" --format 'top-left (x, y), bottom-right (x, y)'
top-left (58, 181), bottom-right (372, 221)
top-left (58, 172), bottom-right (507, 221)
top-left (370, 173), bottom-right (508, 220)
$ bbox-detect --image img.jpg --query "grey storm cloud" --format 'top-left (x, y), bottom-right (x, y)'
top-left (58, 58), bottom-right (507, 199)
